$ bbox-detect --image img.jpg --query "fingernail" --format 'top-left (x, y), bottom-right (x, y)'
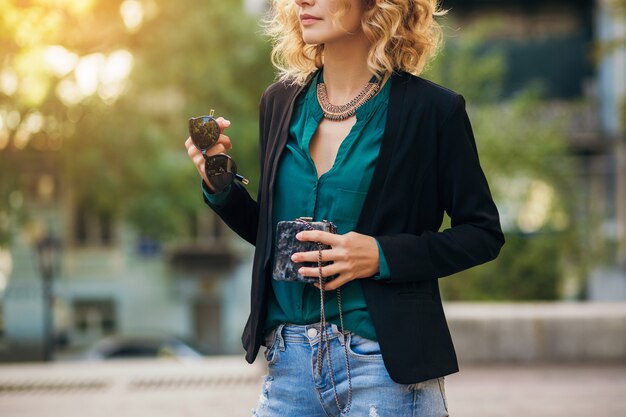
top-left (224, 119), bottom-right (231, 125)
top-left (291, 254), bottom-right (297, 261)
top-left (296, 233), bottom-right (302, 239)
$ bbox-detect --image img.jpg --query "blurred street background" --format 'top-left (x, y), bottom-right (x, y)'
top-left (1, 0), bottom-right (626, 416)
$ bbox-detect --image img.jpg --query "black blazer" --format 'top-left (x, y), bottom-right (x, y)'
top-left (202, 69), bottom-right (505, 384)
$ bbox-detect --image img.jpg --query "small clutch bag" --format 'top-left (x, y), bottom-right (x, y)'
top-left (272, 216), bottom-right (339, 284)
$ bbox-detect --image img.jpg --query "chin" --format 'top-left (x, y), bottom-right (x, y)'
top-left (300, 32), bottom-right (325, 46)
top-left (300, 28), bottom-right (361, 47)
top-left (302, 37), bottom-right (323, 46)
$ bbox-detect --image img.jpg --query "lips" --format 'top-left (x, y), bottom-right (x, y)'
top-left (300, 14), bottom-right (321, 24)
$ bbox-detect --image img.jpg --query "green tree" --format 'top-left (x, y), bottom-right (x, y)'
top-left (62, 0), bottom-right (274, 240)
top-left (0, 0), bottom-right (273, 243)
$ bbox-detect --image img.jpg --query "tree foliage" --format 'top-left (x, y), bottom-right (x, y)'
top-left (0, 0), bottom-right (273, 243)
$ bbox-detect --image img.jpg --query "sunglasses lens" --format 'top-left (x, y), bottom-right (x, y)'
top-left (207, 173), bottom-right (234, 192)
top-left (189, 116), bottom-right (220, 150)
top-left (205, 154), bottom-right (237, 191)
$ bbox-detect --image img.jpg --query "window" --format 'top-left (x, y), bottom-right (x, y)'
top-left (73, 203), bottom-right (115, 246)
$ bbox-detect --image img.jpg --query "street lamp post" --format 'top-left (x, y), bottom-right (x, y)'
top-left (37, 234), bottom-right (61, 362)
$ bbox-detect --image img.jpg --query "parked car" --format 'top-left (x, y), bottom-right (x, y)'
top-left (81, 333), bottom-right (206, 361)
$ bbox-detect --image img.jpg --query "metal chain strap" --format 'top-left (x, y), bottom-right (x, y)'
top-left (296, 218), bottom-right (352, 414)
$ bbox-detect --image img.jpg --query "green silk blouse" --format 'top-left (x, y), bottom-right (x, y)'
top-left (203, 70), bottom-right (392, 341)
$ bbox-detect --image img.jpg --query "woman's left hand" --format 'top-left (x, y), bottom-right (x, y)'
top-left (292, 230), bottom-right (380, 290)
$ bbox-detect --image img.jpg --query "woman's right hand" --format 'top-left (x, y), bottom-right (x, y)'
top-left (185, 116), bottom-right (233, 193)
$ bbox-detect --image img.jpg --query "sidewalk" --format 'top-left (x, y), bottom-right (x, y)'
top-left (444, 362), bottom-right (626, 417)
top-left (0, 358), bottom-right (625, 416)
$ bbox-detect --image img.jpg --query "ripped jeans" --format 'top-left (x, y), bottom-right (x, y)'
top-left (251, 322), bottom-right (450, 417)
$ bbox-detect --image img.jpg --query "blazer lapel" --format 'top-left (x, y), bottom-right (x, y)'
top-left (263, 73), bottom-right (314, 268)
top-left (354, 70), bottom-right (408, 234)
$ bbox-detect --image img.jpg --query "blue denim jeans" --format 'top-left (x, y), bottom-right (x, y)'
top-left (251, 322), bottom-right (449, 417)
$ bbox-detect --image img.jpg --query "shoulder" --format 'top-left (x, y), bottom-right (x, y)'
top-left (257, 76), bottom-right (311, 148)
top-left (393, 71), bottom-right (466, 127)
top-left (259, 75), bottom-right (312, 110)
top-left (261, 80), bottom-right (297, 101)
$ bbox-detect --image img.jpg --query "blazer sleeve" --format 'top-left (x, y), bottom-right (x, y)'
top-left (375, 94), bottom-right (505, 283)
top-left (202, 179), bottom-right (259, 246)
top-left (200, 92), bottom-right (269, 246)
top-left (201, 179), bottom-right (232, 207)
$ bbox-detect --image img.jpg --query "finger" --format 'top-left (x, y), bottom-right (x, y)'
top-left (296, 230), bottom-right (341, 245)
top-left (291, 248), bottom-right (338, 263)
top-left (187, 138), bottom-right (200, 156)
top-left (314, 275), bottom-right (351, 291)
top-left (215, 117), bottom-right (231, 134)
top-left (185, 136), bottom-right (193, 149)
top-left (298, 262), bottom-right (341, 279)
top-left (192, 154), bottom-right (205, 168)
top-left (188, 144), bottom-right (201, 158)
top-left (216, 134), bottom-right (232, 150)
top-left (206, 143), bottom-right (227, 157)
top-left (197, 161), bottom-right (210, 185)
top-left (197, 163), bottom-right (210, 185)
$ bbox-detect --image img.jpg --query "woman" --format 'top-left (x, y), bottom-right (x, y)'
top-left (185, 0), bottom-right (505, 415)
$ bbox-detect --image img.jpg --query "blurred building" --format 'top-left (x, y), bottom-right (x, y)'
top-left (0, 146), bottom-right (254, 361)
top-left (592, 0), bottom-right (626, 299)
top-left (443, 0), bottom-right (626, 299)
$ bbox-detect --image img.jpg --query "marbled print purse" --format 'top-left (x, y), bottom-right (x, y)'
top-left (272, 216), bottom-right (339, 284)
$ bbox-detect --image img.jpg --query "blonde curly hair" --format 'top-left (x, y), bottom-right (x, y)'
top-left (262, 0), bottom-right (449, 86)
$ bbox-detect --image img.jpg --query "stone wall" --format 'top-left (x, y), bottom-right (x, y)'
top-left (445, 302), bottom-right (626, 363)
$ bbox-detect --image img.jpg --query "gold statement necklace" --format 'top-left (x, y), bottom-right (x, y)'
top-left (316, 71), bottom-right (383, 121)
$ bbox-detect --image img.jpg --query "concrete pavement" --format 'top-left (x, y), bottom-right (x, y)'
top-left (443, 362), bottom-right (626, 417)
top-left (1, 357), bottom-right (625, 416)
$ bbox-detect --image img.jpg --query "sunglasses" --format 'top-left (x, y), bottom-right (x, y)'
top-left (188, 109), bottom-right (249, 192)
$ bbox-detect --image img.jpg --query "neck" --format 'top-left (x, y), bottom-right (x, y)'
top-left (321, 33), bottom-right (376, 104)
